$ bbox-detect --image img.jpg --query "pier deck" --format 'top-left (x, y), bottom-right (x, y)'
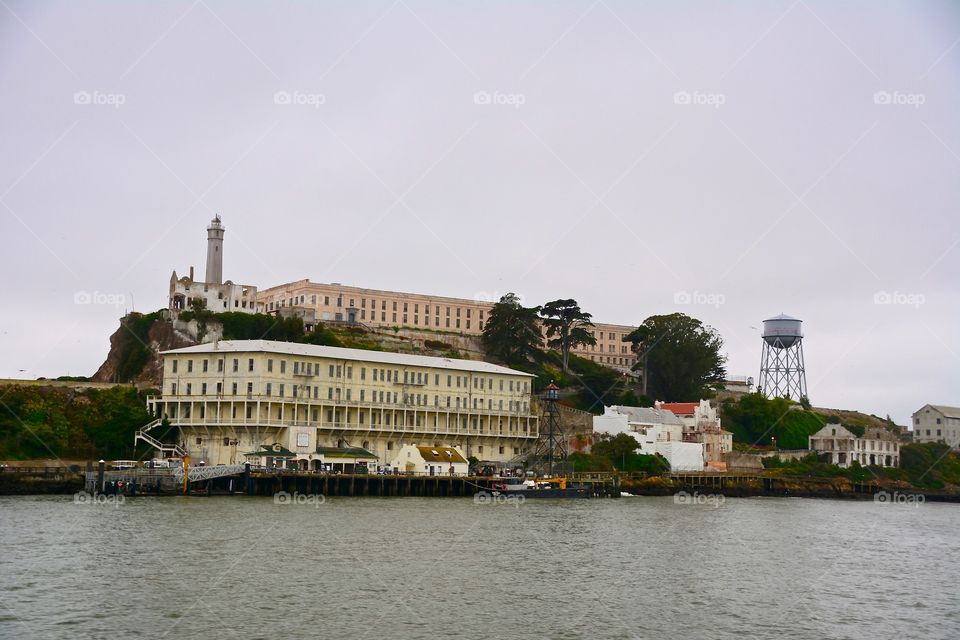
top-left (84, 466), bottom-right (621, 498)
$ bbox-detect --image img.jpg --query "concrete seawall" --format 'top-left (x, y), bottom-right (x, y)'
top-left (0, 469), bottom-right (84, 495)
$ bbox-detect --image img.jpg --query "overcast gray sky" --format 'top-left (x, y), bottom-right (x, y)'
top-left (1, 1), bottom-right (958, 426)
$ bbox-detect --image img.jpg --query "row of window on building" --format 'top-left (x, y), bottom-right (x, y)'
top-left (168, 381), bottom-right (529, 412)
top-left (171, 358), bottom-right (528, 393)
top-left (590, 355), bottom-right (636, 366)
top-left (265, 293), bottom-right (486, 319)
top-left (584, 343), bottom-right (632, 354)
top-left (258, 291), bottom-right (637, 354)
top-left (166, 402), bottom-right (532, 430)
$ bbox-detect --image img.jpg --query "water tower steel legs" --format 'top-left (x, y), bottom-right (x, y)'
top-left (758, 339), bottom-right (807, 401)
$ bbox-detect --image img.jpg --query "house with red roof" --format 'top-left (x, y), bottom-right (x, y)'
top-left (654, 400), bottom-right (733, 469)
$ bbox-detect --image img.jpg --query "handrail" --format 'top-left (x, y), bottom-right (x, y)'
top-left (175, 464), bottom-right (247, 482)
top-left (150, 395), bottom-right (536, 419)
top-left (134, 418), bottom-right (187, 457)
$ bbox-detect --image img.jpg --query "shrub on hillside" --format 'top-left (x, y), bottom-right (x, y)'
top-left (0, 385), bottom-right (153, 460)
top-left (722, 392), bottom-right (828, 449)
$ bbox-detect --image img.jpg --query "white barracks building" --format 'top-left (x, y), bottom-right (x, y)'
top-left (147, 340), bottom-right (539, 468)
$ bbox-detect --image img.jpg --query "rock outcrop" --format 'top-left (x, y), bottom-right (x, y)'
top-left (92, 315), bottom-right (196, 387)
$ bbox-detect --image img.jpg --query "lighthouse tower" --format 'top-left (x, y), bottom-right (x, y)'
top-left (205, 214), bottom-right (224, 284)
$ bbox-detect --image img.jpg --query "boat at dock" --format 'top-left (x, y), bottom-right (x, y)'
top-left (484, 476), bottom-right (591, 499)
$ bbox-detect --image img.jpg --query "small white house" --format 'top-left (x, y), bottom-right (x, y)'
top-left (391, 445), bottom-right (469, 476)
top-left (656, 400), bottom-right (733, 465)
top-left (593, 406), bottom-right (704, 472)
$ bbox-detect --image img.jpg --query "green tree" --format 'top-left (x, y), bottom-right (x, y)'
top-left (592, 433), bottom-right (640, 463)
top-left (0, 385), bottom-right (154, 460)
top-left (540, 299), bottom-right (597, 372)
top-left (623, 313), bottom-right (726, 401)
top-left (568, 451), bottom-right (615, 472)
top-left (721, 392), bottom-right (827, 449)
top-left (591, 432), bottom-right (669, 474)
top-left (481, 293), bottom-right (543, 366)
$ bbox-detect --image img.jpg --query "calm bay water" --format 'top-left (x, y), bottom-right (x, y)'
top-left (1, 495), bottom-right (958, 640)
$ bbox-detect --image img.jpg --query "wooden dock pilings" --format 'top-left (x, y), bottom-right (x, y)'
top-left (83, 465), bottom-right (621, 498)
top-left (240, 471), bottom-right (620, 498)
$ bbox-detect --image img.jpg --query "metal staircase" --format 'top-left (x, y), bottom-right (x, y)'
top-left (135, 419), bottom-right (187, 457)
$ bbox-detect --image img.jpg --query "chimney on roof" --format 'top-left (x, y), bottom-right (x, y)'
top-left (189, 266), bottom-right (194, 281)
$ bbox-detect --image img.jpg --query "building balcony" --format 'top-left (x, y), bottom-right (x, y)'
top-left (146, 394), bottom-right (537, 420)
top-left (155, 417), bottom-right (538, 439)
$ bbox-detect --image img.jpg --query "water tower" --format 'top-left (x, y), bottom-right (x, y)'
top-left (757, 314), bottom-right (808, 401)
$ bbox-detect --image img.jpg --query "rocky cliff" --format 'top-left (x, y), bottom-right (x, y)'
top-left (90, 312), bottom-right (487, 388)
top-left (92, 313), bottom-right (196, 387)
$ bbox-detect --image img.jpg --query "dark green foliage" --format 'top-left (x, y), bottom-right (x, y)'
top-left (759, 444), bottom-right (960, 490)
top-left (504, 350), bottom-right (639, 413)
top-left (178, 302), bottom-right (216, 339)
top-left (624, 313), bottom-right (726, 401)
top-left (590, 433), bottom-right (670, 474)
top-left (567, 357), bottom-right (628, 413)
top-left (762, 452), bottom-right (823, 468)
top-left (842, 423), bottom-right (865, 437)
top-left (618, 390), bottom-right (647, 407)
top-left (181, 311), bottom-right (344, 346)
top-left (481, 293), bottom-right (543, 366)
top-left (112, 311), bottom-right (163, 382)
top-left (560, 354), bottom-right (638, 413)
top-left (762, 454), bottom-right (872, 482)
top-left (424, 339), bottom-right (452, 351)
top-left (540, 299), bottom-right (597, 372)
top-left (0, 385), bottom-right (154, 460)
top-left (569, 452), bottom-right (615, 472)
top-left (217, 312), bottom-right (305, 341)
top-left (722, 392), bottom-right (828, 449)
top-left (756, 441), bottom-right (960, 491)
top-left (899, 442), bottom-right (960, 488)
top-left (300, 325), bottom-right (344, 347)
